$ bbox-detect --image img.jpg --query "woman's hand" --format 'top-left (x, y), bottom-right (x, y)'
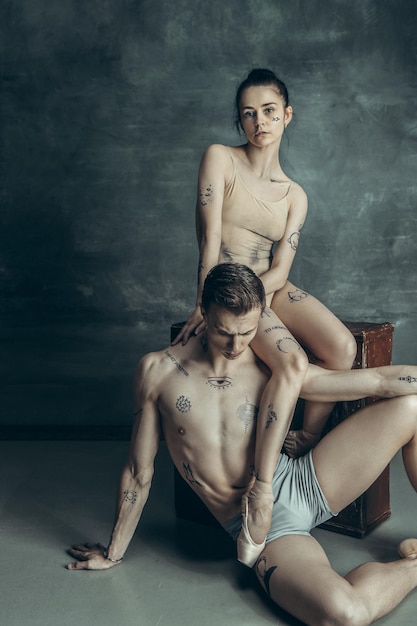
top-left (66, 542), bottom-right (122, 571)
top-left (172, 306), bottom-right (206, 345)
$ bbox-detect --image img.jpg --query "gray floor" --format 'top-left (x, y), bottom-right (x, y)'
top-left (1, 441), bottom-right (417, 626)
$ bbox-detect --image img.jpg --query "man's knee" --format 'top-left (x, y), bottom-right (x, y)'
top-left (316, 591), bottom-right (370, 626)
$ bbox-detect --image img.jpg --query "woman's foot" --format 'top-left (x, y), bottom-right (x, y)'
top-left (398, 538), bottom-right (417, 559)
top-left (283, 429), bottom-right (321, 459)
top-left (237, 479), bottom-right (274, 568)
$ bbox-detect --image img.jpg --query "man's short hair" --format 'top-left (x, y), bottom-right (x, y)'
top-left (202, 263), bottom-right (266, 314)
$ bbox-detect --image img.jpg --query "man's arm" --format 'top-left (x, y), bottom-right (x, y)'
top-left (67, 354), bottom-right (162, 570)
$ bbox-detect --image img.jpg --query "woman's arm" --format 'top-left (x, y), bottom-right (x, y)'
top-left (260, 183), bottom-right (308, 297)
top-left (67, 354), bottom-right (162, 570)
top-left (173, 144), bottom-right (232, 344)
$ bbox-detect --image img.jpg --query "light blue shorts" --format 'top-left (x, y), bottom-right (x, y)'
top-left (222, 451), bottom-right (337, 543)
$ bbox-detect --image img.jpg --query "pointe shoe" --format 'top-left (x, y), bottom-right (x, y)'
top-left (283, 429), bottom-right (320, 459)
top-left (398, 538), bottom-right (417, 559)
top-left (237, 492), bottom-right (273, 568)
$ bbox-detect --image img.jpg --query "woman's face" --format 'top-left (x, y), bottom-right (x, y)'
top-left (239, 84), bottom-right (292, 146)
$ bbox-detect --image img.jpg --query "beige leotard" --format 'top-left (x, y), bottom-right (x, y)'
top-left (219, 152), bottom-right (290, 277)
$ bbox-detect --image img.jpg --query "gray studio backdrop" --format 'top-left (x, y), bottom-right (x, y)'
top-left (1, 0), bottom-right (416, 429)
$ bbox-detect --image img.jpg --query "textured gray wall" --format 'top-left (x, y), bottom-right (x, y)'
top-left (1, 0), bottom-right (416, 427)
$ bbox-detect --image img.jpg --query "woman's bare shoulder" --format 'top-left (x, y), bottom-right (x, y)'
top-left (287, 179), bottom-right (308, 206)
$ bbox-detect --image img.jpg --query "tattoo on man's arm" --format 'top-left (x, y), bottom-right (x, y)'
top-left (199, 183), bottom-right (213, 207)
top-left (399, 376), bottom-right (417, 383)
top-left (276, 336), bottom-right (300, 353)
top-left (123, 490), bottom-right (137, 504)
top-left (264, 325), bottom-right (286, 334)
top-left (265, 404), bottom-right (278, 429)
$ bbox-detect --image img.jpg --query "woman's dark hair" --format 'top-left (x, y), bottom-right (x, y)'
top-left (202, 263), bottom-right (266, 314)
top-left (234, 68), bottom-right (289, 133)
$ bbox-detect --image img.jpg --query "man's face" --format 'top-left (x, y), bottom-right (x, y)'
top-left (202, 304), bottom-right (261, 361)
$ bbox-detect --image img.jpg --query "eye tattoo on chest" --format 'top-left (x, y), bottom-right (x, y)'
top-left (176, 395), bottom-right (192, 413)
top-left (206, 376), bottom-right (233, 390)
top-left (237, 399), bottom-right (258, 432)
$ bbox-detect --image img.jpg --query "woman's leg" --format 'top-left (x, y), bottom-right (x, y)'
top-left (237, 307), bottom-right (308, 564)
top-left (271, 281), bottom-right (357, 457)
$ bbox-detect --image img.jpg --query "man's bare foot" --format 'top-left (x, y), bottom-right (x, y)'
top-left (283, 429), bottom-right (321, 459)
top-left (398, 538), bottom-right (417, 559)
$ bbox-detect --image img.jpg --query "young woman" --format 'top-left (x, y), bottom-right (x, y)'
top-left (173, 69), bottom-right (356, 564)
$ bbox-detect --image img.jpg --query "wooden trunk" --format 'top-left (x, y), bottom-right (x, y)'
top-left (318, 321), bottom-right (394, 537)
top-left (171, 321), bottom-right (394, 537)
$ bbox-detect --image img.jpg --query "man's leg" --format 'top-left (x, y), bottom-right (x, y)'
top-left (301, 363), bottom-right (417, 404)
top-left (256, 534), bottom-right (417, 626)
top-left (313, 395), bottom-right (417, 513)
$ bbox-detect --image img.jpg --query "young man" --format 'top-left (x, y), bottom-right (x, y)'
top-left (68, 263), bottom-right (417, 626)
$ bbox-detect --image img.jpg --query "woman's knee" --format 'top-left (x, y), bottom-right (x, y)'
top-left (320, 331), bottom-right (357, 370)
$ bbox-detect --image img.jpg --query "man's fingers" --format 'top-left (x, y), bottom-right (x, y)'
top-left (67, 548), bottom-right (89, 561)
top-left (67, 560), bottom-right (89, 570)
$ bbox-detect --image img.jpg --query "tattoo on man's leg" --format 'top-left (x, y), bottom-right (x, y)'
top-left (257, 556), bottom-right (278, 597)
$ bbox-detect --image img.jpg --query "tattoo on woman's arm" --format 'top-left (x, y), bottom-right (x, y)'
top-left (399, 376), bottom-right (417, 383)
top-left (287, 223), bottom-right (303, 251)
top-left (123, 490), bottom-right (137, 504)
top-left (199, 183), bottom-right (213, 207)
